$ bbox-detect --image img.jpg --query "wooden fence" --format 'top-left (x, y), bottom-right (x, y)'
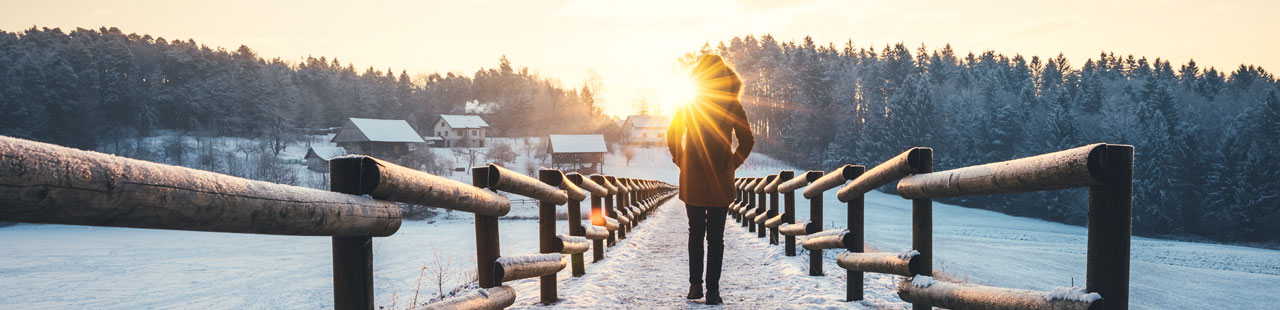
top-left (731, 143), bottom-right (1132, 310)
top-left (0, 135), bottom-right (676, 310)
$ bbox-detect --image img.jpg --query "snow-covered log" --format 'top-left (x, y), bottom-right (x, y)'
top-left (836, 251), bottom-right (919, 276)
top-left (802, 229), bottom-right (852, 250)
top-left (330, 155), bottom-right (510, 217)
top-left (416, 285), bottom-right (515, 310)
top-left (897, 144), bottom-right (1106, 199)
top-left (802, 165), bottom-right (861, 199)
top-left (616, 213), bottom-right (631, 226)
top-left (764, 213), bottom-right (785, 228)
top-left (590, 174), bottom-right (617, 195)
top-left (486, 165), bottom-right (568, 205)
top-left (0, 136), bottom-right (400, 237)
top-left (897, 276), bottom-right (1100, 310)
top-left (567, 172), bottom-right (607, 197)
top-left (837, 147), bottom-right (932, 202)
top-left (754, 175), bottom-right (776, 193)
top-left (603, 216), bottom-right (619, 231)
top-left (584, 225), bottom-right (609, 240)
top-left (778, 170), bottom-right (822, 193)
top-left (553, 235), bottom-right (590, 254)
top-left (494, 253), bottom-right (566, 283)
top-left (558, 174), bottom-right (588, 201)
top-left (743, 209), bottom-right (758, 222)
top-left (609, 176), bottom-right (628, 194)
top-left (779, 221), bottom-right (815, 236)
top-left (763, 173), bottom-right (782, 194)
top-left (753, 211), bottom-right (770, 224)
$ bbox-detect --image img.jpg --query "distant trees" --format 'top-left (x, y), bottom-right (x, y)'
top-left (702, 35), bottom-right (1279, 243)
top-left (0, 26), bottom-right (613, 151)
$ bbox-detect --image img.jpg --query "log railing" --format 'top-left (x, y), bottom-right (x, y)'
top-left (0, 135), bottom-right (676, 310)
top-left (731, 143), bottom-right (1132, 310)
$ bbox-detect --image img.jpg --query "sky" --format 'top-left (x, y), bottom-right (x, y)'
top-left (3, 0), bottom-right (1277, 117)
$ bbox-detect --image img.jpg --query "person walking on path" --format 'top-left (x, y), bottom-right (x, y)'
top-left (667, 54), bottom-right (754, 306)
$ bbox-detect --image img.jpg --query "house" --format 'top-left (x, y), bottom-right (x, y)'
top-left (304, 146), bottom-right (347, 172)
top-left (432, 115), bottom-right (489, 148)
top-left (622, 115), bottom-right (670, 145)
top-left (330, 118), bottom-right (426, 157)
top-left (547, 134), bottom-right (607, 174)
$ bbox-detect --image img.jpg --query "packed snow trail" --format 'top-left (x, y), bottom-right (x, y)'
top-left (502, 197), bottom-right (911, 309)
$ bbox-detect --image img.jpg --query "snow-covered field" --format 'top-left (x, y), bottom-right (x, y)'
top-left (1, 142), bottom-right (1277, 309)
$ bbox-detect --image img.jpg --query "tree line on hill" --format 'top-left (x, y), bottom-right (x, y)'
top-left (697, 35), bottom-right (1278, 243)
top-left (0, 26), bottom-right (613, 153)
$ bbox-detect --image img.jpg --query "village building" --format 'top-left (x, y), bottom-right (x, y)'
top-left (622, 115), bottom-right (670, 145)
top-left (303, 146), bottom-right (347, 172)
top-left (330, 118), bottom-right (426, 157)
top-left (547, 134), bottom-right (607, 174)
top-left (432, 115), bottom-right (489, 148)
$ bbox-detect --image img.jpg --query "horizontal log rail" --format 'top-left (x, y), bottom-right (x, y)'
top-left (494, 253), bottom-right (567, 283)
top-left (836, 251), bottom-right (919, 277)
top-left (415, 285), bottom-right (516, 310)
top-left (801, 229), bottom-right (854, 250)
top-left (778, 221), bottom-right (815, 236)
top-left (779, 170), bottom-right (823, 194)
top-left (0, 136), bottom-right (402, 237)
top-left (897, 276), bottom-right (1100, 310)
top-left (764, 213), bottom-right (785, 228)
top-left (896, 143), bottom-right (1105, 199)
top-left (2, 134), bottom-right (679, 310)
top-left (836, 147), bottom-right (931, 202)
top-left (802, 165), bottom-right (860, 199)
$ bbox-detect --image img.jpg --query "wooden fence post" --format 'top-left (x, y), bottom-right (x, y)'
top-left (1088, 145), bottom-right (1133, 310)
top-left (565, 174), bottom-right (586, 277)
top-left (330, 162), bottom-right (374, 310)
top-left (747, 183), bottom-right (757, 230)
top-left (911, 148), bottom-right (933, 310)
top-left (472, 167), bottom-right (502, 289)
top-left (845, 166), bottom-right (867, 301)
top-left (810, 171), bottom-right (825, 276)
top-left (769, 174), bottom-right (782, 245)
top-left (782, 172), bottom-right (797, 257)
top-left (538, 169), bottom-right (561, 305)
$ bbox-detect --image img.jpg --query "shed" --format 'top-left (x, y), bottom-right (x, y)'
top-left (331, 118), bottom-right (425, 157)
top-left (304, 146), bottom-right (347, 172)
top-left (548, 134), bottom-right (607, 174)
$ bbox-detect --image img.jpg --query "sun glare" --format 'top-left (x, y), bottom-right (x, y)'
top-left (654, 73), bottom-right (697, 115)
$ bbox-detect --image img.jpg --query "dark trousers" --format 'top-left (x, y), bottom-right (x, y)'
top-left (687, 205), bottom-right (727, 291)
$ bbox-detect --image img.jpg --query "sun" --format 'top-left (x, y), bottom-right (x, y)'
top-left (653, 72), bottom-right (697, 115)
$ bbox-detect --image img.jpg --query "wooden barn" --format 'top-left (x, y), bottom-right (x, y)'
top-left (547, 134), bottom-right (607, 174)
top-left (330, 118), bottom-right (426, 157)
top-left (303, 146), bottom-right (347, 172)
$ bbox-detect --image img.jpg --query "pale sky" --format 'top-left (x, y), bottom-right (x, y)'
top-left (3, 0), bottom-right (1277, 117)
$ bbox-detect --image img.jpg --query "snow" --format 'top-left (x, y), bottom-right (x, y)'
top-left (910, 275), bottom-right (935, 288)
top-left (547, 135), bottom-right (607, 154)
top-left (439, 115), bottom-right (490, 129)
top-left (305, 146), bottom-right (347, 160)
top-left (1044, 286), bottom-right (1103, 303)
top-left (896, 249), bottom-right (919, 260)
top-left (345, 118), bottom-right (427, 143)
top-left (496, 253), bottom-right (565, 266)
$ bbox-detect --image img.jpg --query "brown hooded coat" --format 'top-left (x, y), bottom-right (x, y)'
top-left (667, 56), bottom-right (754, 207)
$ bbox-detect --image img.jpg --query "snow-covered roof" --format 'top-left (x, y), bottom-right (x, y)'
top-left (624, 115), bottom-right (670, 129)
top-left (548, 134), bottom-right (607, 153)
top-left (439, 115), bottom-right (489, 129)
top-left (333, 118), bottom-right (426, 143)
top-left (305, 146), bottom-right (347, 160)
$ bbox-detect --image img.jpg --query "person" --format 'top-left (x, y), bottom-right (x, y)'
top-left (666, 54), bottom-right (754, 306)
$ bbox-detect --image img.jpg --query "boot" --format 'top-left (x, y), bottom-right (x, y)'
top-left (705, 289), bottom-right (722, 305)
top-left (686, 284), bottom-right (703, 299)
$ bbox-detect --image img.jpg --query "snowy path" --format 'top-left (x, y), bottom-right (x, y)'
top-left (503, 198), bottom-right (910, 309)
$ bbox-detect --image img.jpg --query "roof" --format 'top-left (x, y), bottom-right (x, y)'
top-left (305, 146), bottom-right (347, 160)
top-left (332, 118), bottom-right (426, 143)
top-left (624, 115), bottom-right (670, 129)
top-left (439, 115), bottom-right (489, 129)
top-left (548, 134), bottom-right (607, 153)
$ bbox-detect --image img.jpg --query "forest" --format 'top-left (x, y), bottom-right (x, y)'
top-left (697, 35), bottom-right (1278, 243)
top-left (0, 26), bottom-right (612, 152)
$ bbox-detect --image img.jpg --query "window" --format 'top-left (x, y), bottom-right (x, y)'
top-left (471, 130), bottom-right (477, 136)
